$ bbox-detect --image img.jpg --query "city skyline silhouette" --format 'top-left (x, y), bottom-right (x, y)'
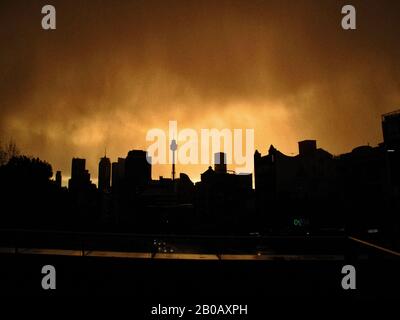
top-left (1, 0), bottom-right (400, 299)
top-left (0, 109), bottom-right (399, 235)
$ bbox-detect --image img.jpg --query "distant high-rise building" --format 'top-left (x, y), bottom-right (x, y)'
top-left (98, 156), bottom-right (111, 192)
top-left (55, 171), bottom-right (62, 188)
top-left (382, 109), bottom-right (400, 189)
top-left (382, 109), bottom-right (400, 149)
top-left (71, 158), bottom-right (85, 180)
top-left (298, 140), bottom-right (317, 157)
top-left (214, 152), bottom-right (227, 174)
top-left (112, 157), bottom-right (126, 192)
top-left (68, 158), bottom-right (91, 191)
top-left (125, 150), bottom-right (151, 189)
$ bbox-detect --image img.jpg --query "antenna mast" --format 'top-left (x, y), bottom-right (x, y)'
top-left (170, 139), bottom-right (177, 180)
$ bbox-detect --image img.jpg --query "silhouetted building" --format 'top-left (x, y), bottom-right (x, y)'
top-left (214, 152), bottom-right (227, 174)
top-left (196, 153), bottom-right (253, 229)
top-left (112, 162), bottom-right (118, 186)
top-left (337, 144), bottom-right (389, 230)
top-left (254, 141), bottom-right (337, 228)
top-left (98, 155), bottom-right (111, 193)
top-left (71, 158), bottom-right (85, 180)
top-left (110, 157), bottom-right (126, 224)
top-left (125, 150), bottom-right (151, 191)
top-left (141, 174), bottom-right (195, 208)
top-left (116, 150), bottom-right (152, 225)
top-left (55, 170), bottom-right (62, 188)
top-left (68, 158), bottom-right (92, 191)
top-left (382, 110), bottom-right (400, 194)
top-left (111, 157), bottom-right (125, 192)
top-left (67, 158), bottom-right (96, 223)
top-left (298, 140), bottom-right (317, 157)
top-left (176, 173), bottom-right (195, 205)
top-left (98, 155), bottom-right (112, 221)
top-left (382, 109), bottom-right (400, 149)
top-left (138, 174), bottom-right (195, 231)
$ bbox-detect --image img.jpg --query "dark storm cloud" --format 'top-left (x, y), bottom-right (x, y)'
top-left (1, 0), bottom-right (400, 180)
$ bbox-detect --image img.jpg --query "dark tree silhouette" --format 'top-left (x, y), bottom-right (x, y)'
top-left (5, 156), bottom-right (52, 184)
top-left (0, 155), bottom-right (62, 228)
top-left (0, 139), bottom-right (19, 166)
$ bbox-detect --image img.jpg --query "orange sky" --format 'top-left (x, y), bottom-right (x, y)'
top-left (1, 0), bottom-right (400, 184)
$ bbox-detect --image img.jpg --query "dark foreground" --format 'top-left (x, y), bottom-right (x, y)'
top-left (1, 254), bottom-right (399, 298)
top-left (0, 231), bottom-right (399, 302)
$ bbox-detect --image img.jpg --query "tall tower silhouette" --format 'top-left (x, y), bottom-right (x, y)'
top-left (55, 170), bottom-right (62, 188)
top-left (170, 139), bottom-right (177, 180)
top-left (98, 150), bottom-right (111, 193)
